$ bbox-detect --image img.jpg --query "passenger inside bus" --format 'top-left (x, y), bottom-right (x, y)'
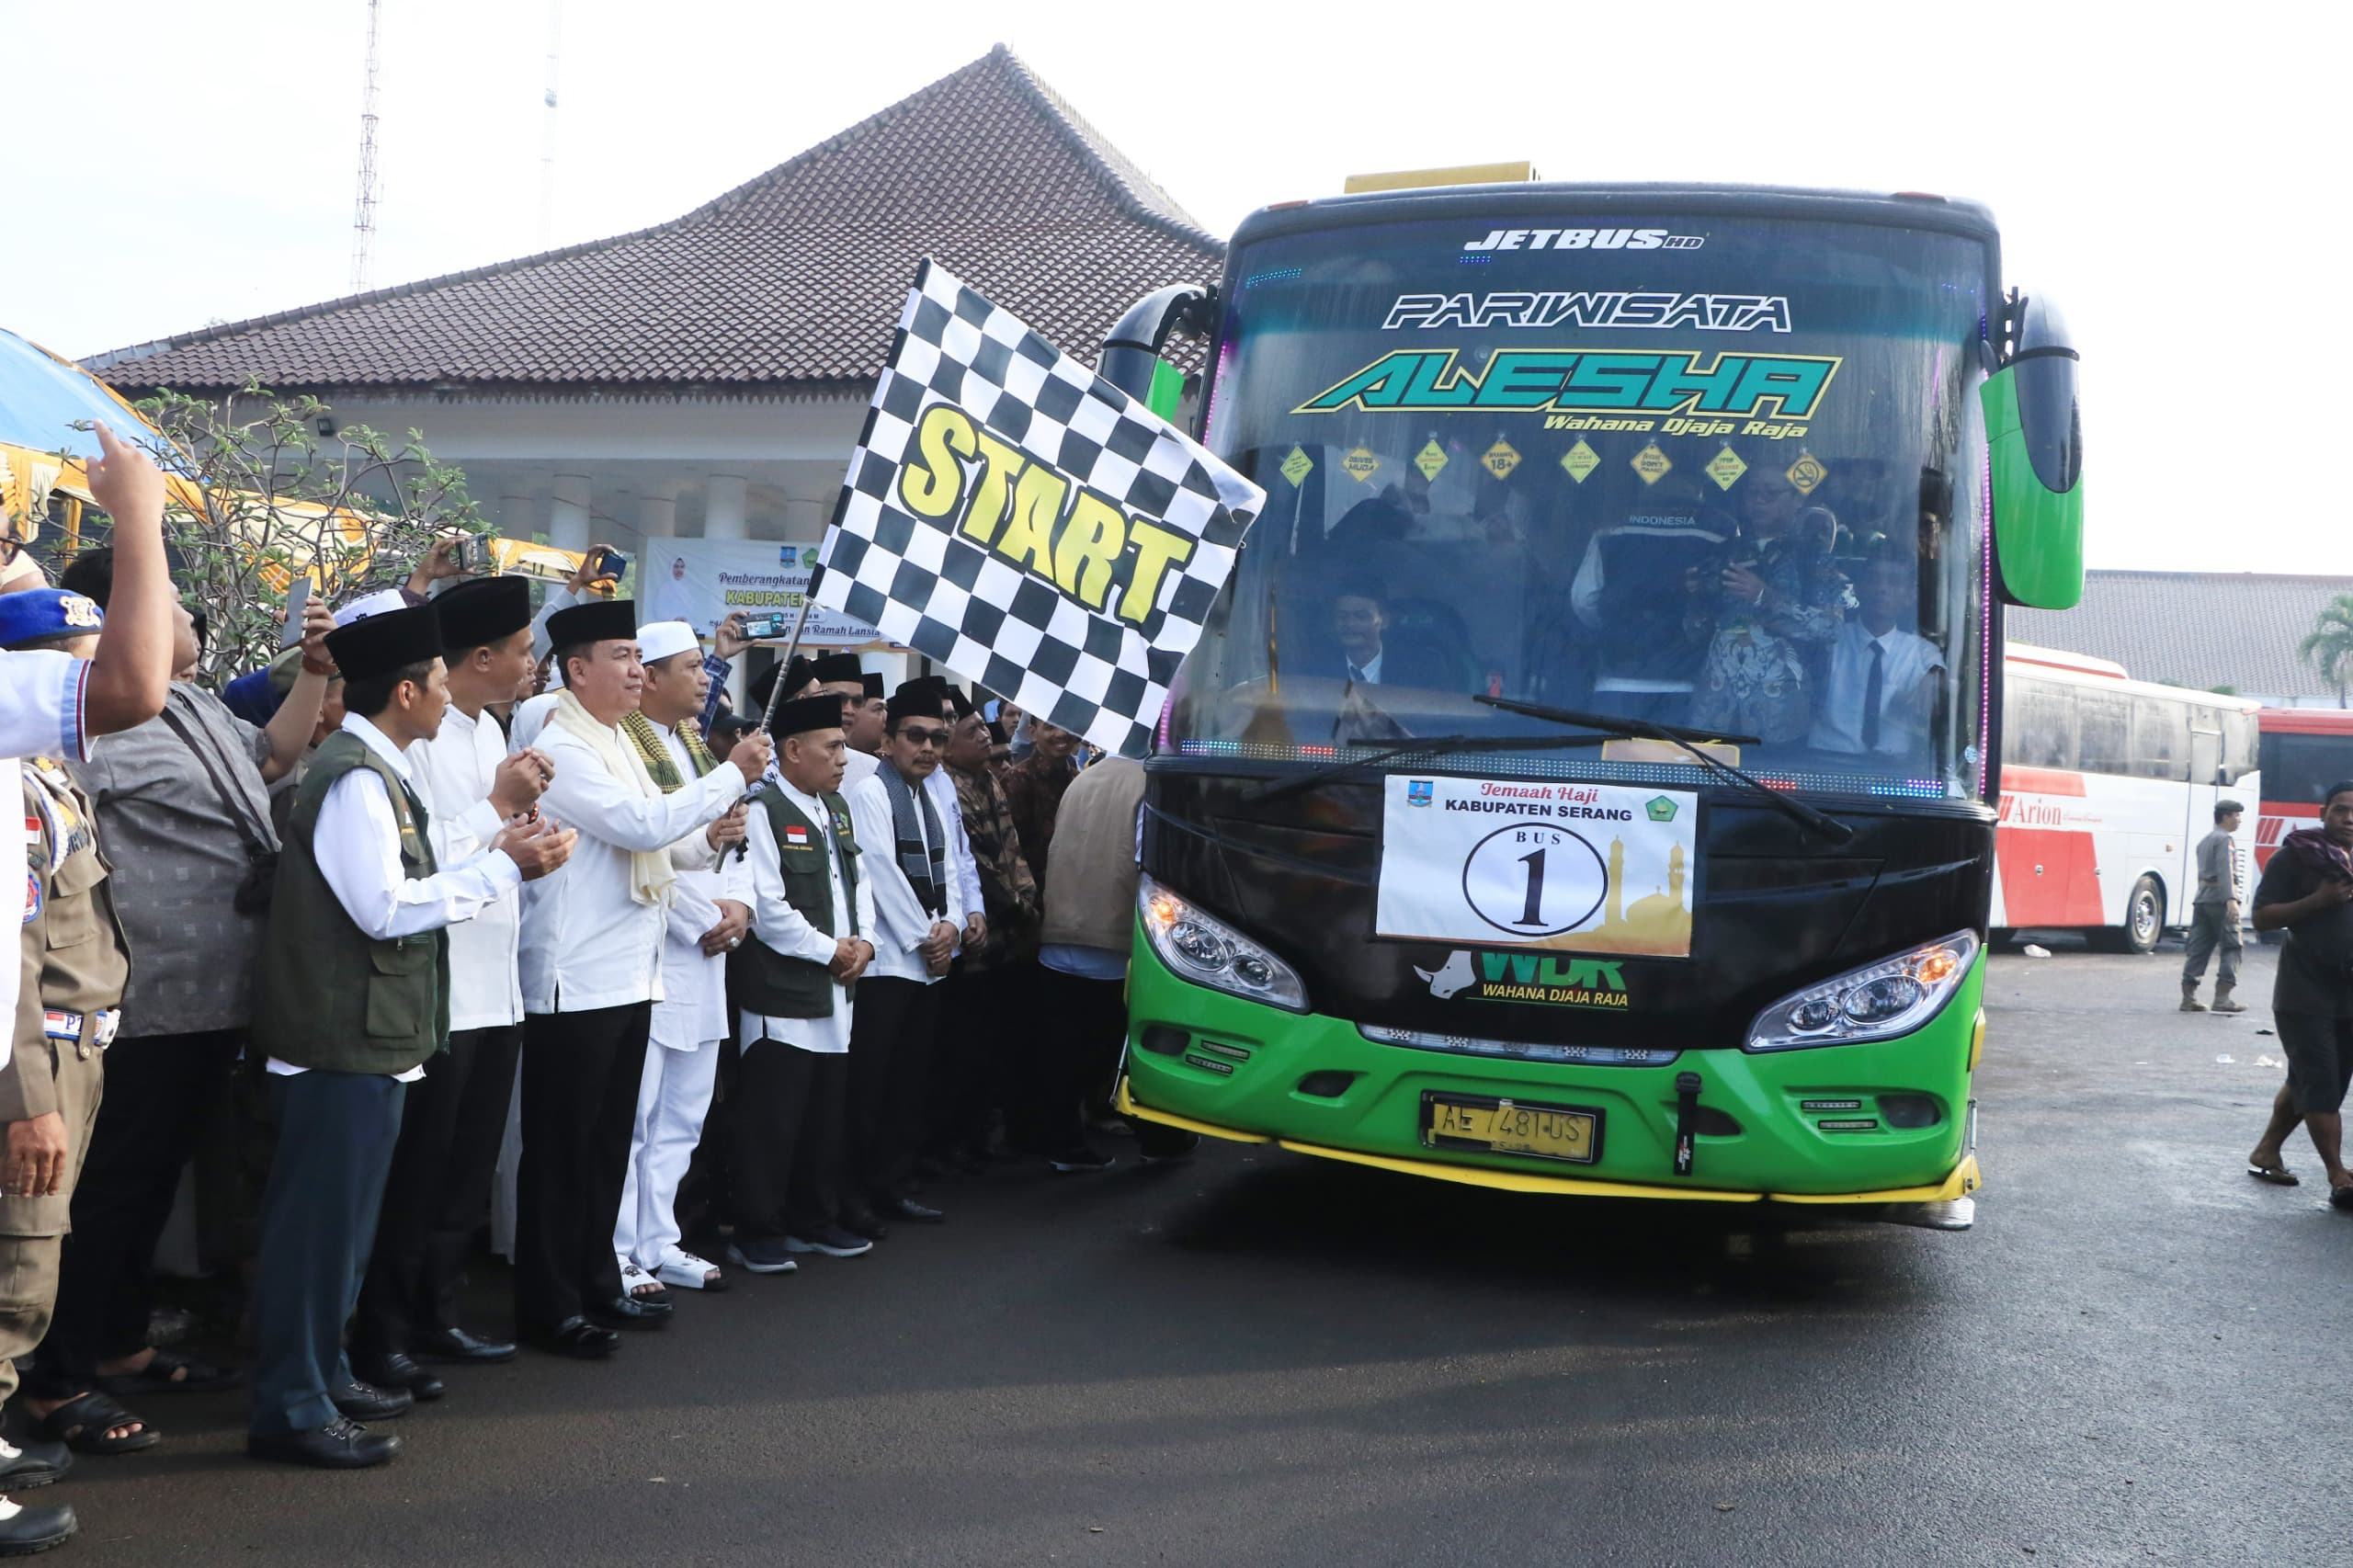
top-left (1809, 554), bottom-right (1945, 760)
top-left (1685, 480), bottom-right (1848, 744)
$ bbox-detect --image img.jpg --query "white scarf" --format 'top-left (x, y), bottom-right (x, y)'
top-left (547, 690), bottom-right (676, 907)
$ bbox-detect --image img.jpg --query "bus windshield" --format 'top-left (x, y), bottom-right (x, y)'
top-left (1171, 210), bottom-right (1994, 799)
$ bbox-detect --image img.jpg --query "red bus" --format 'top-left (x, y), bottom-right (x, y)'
top-left (1993, 644), bottom-right (2260, 951)
top-left (2255, 708), bottom-right (2353, 871)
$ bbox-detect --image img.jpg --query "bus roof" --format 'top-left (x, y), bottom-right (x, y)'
top-left (2258, 708), bottom-right (2353, 734)
top-left (2005, 644), bottom-right (2262, 711)
top-left (2006, 642), bottom-right (2127, 679)
top-left (1231, 183), bottom-right (2000, 249)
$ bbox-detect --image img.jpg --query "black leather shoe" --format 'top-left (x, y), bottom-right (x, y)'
top-left (591, 1293), bottom-right (673, 1330)
top-left (882, 1196), bottom-right (946, 1223)
top-left (415, 1326), bottom-right (517, 1364)
top-left (247, 1416), bottom-right (400, 1470)
top-left (0, 1496), bottom-right (74, 1551)
top-left (329, 1380), bottom-right (413, 1422)
top-left (0, 1437), bottom-right (70, 1491)
top-left (353, 1353), bottom-right (444, 1403)
top-left (839, 1206), bottom-right (891, 1242)
top-left (527, 1317), bottom-right (620, 1359)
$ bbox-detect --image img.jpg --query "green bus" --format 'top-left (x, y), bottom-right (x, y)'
top-left (1098, 178), bottom-right (2083, 1228)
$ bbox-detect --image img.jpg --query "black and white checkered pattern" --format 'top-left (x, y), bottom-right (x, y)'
top-left (813, 259), bottom-right (1264, 757)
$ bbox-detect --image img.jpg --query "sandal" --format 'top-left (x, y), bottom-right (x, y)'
top-left (2246, 1163), bottom-right (2302, 1187)
top-left (97, 1348), bottom-right (241, 1396)
top-left (654, 1252), bottom-right (727, 1293)
top-left (37, 1392), bottom-right (160, 1456)
top-left (620, 1262), bottom-right (673, 1308)
top-left (2331, 1186), bottom-right (2353, 1211)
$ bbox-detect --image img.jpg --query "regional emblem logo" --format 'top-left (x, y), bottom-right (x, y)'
top-left (1406, 780), bottom-right (1435, 808)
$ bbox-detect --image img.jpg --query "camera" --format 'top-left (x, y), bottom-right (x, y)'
top-left (739, 612), bottom-right (790, 641)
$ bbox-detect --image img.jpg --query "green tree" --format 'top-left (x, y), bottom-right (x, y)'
top-left (2298, 594), bottom-right (2353, 710)
top-left (69, 381), bottom-right (483, 683)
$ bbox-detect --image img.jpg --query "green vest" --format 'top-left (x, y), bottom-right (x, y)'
top-left (729, 786), bottom-right (860, 1019)
top-left (250, 732), bottom-right (449, 1074)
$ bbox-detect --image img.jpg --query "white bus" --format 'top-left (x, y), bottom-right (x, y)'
top-left (1992, 644), bottom-right (2260, 951)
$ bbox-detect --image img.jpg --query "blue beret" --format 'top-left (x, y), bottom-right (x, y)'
top-left (0, 589), bottom-right (104, 650)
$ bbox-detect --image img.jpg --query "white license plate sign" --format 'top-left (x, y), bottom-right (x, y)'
top-left (1375, 776), bottom-right (1699, 957)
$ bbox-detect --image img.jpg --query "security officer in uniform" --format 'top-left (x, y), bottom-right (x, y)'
top-left (0, 591), bottom-right (134, 1554)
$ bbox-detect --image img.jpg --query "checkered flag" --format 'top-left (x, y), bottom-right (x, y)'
top-left (814, 259), bottom-right (1264, 757)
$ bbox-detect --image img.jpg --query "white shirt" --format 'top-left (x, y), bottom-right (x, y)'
top-left (269, 713), bottom-right (520, 1079)
top-left (845, 766), bottom-right (964, 985)
top-left (924, 765), bottom-right (983, 923)
top-left (1347, 649), bottom-right (1384, 685)
top-left (1809, 622), bottom-right (1946, 756)
top-left (653, 725), bottom-right (753, 1051)
top-left (2, 650), bottom-right (90, 1069)
top-left (517, 712), bottom-right (747, 1014)
top-left (408, 704), bottom-right (524, 1030)
top-left (738, 778), bottom-right (876, 1054)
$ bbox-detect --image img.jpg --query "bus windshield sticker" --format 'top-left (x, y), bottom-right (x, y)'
top-left (1375, 776), bottom-right (1699, 958)
top-left (1382, 292), bottom-right (1790, 333)
top-left (1279, 446), bottom-right (1313, 486)
top-left (1559, 439), bottom-right (1600, 483)
top-left (1459, 228), bottom-right (1706, 253)
top-left (1293, 348), bottom-right (1841, 421)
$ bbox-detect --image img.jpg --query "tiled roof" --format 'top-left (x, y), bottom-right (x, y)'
top-left (91, 45), bottom-right (1222, 395)
top-left (2010, 571), bottom-right (2353, 699)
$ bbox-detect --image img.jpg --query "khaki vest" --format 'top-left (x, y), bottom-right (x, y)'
top-left (5, 760), bottom-right (130, 1123)
top-left (729, 786), bottom-right (860, 1019)
top-left (249, 732), bottom-right (449, 1074)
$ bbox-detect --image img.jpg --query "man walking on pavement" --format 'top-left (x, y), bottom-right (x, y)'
top-left (2245, 780), bottom-right (2353, 1205)
top-left (2182, 800), bottom-right (2245, 1013)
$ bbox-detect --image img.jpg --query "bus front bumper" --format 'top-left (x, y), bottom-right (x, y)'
top-left (1122, 941), bottom-right (1985, 1210)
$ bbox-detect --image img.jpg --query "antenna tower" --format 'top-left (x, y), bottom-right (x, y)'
top-left (350, 0), bottom-right (382, 290)
top-left (539, 0), bottom-right (563, 249)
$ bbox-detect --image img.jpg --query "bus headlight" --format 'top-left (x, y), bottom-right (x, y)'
top-left (1745, 932), bottom-right (1978, 1051)
top-left (1138, 874), bottom-right (1308, 1013)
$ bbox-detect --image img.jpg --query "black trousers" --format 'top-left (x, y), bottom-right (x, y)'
top-left (845, 976), bottom-right (939, 1205)
top-left (927, 963), bottom-right (1021, 1154)
top-left (353, 1024), bottom-right (522, 1358)
top-left (31, 1029), bottom-right (242, 1396)
top-left (516, 1004), bottom-right (648, 1334)
top-left (728, 1040), bottom-right (847, 1241)
top-left (248, 1071), bottom-right (404, 1437)
top-left (1027, 966), bottom-right (1191, 1157)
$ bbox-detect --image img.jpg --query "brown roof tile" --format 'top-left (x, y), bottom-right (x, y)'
top-left (92, 45), bottom-right (1223, 395)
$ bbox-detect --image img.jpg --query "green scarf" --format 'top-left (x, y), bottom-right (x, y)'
top-left (620, 710), bottom-right (718, 794)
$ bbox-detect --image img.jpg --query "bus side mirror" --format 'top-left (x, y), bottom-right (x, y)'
top-left (1983, 293), bottom-right (2083, 610)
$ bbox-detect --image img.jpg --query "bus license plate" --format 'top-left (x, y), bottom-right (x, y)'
top-left (1421, 1093), bottom-right (1601, 1165)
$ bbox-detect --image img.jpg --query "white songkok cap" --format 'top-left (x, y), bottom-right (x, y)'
top-left (635, 619), bottom-right (700, 665)
top-left (334, 588), bottom-right (411, 627)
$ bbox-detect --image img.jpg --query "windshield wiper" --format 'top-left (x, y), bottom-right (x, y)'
top-left (1472, 695), bottom-right (1856, 846)
top-left (1237, 730), bottom-right (1612, 806)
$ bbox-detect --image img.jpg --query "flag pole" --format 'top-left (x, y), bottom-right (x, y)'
top-left (756, 562), bottom-right (826, 731)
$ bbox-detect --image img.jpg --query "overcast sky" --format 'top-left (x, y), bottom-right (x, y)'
top-left (4, 0), bottom-right (2336, 571)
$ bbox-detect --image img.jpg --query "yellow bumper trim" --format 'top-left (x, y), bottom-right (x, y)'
top-left (1117, 1078), bottom-right (1982, 1207)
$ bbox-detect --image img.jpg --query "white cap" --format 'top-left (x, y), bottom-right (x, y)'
top-left (334, 588), bottom-right (410, 627)
top-left (635, 619), bottom-right (700, 665)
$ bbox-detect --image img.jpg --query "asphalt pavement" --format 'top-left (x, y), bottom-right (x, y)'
top-left (54, 940), bottom-right (2352, 1567)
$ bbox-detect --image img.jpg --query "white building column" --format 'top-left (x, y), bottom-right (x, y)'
top-left (549, 473), bottom-right (592, 553)
top-left (497, 489), bottom-right (537, 543)
top-left (704, 474), bottom-right (749, 541)
top-left (780, 497), bottom-right (826, 543)
top-left (637, 488), bottom-right (678, 540)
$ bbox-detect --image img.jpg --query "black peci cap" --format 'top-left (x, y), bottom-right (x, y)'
top-left (325, 603), bottom-right (444, 684)
top-left (544, 597), bottom-right (637, 649)
top-left (860, 671), bottom-right (884, 700)
top-left (772, 695), bottom-right (847, 739)
top-left (812, 652), bottom-right (863, 686)
top-left (886, 682), bottom-right (946, 728)
top-left (433, 575), bottom-right (534, 653)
